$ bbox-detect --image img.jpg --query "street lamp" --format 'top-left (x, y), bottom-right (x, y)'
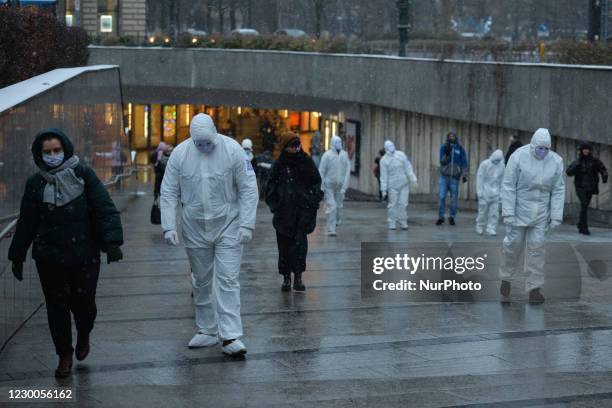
top-left (396, 0), bottom-right (411, 57)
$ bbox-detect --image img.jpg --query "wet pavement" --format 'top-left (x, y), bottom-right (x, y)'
top-left (3, 194), bottom-right (612, 407)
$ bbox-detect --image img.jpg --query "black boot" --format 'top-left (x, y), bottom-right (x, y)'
top-left (449, 217), bottom-right (456, 226)
top-left (75, 333), bottom-right (90, 361)
top-left (293, 272), bottom-right (306, 292)
top-left (435, 218), bottom-right (444, 226)
top-left (281, 274), bottom-right (291, 292)
top-left (500, 280), bottom-right (511, 298)
top-left (55, 354), bottom-right (73, 378)
top-left (529, 288), bottom-right (545, 304)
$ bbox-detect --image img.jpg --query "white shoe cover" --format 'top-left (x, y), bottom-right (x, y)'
top-left (222, 339), bottom-right (247, 356)
top-left (188, 333), bottom-right (219, 348)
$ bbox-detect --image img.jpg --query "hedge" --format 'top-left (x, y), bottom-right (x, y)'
top-left (0, 6), bottom-right (88, 89)
top-left (90, 33), bottom-right (362, 54)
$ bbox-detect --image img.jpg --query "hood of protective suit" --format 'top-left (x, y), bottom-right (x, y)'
top-left (190, 113), bottom-right (219, 147)
top-left (384, 140), bottom-right (396, 154)
top-left (489, 149), bottom-right (504, 164)
top-left (331, 135), bottom-right (342, 151)
top-left (242, 138), bottom-right (253, 150)
top-left (530, 128), bottom-right (551, 159)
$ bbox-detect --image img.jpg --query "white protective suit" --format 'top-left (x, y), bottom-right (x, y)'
top-left (319, 136), bottom-right (351, 235)
top-left (476, 149), bottom-right (505, 235)
top-left (380, 140), bottom-right (418, 229)
top-left (161, 114), bottom-right (259, 341)
top-left (499, 128), bottom-right (565, 292)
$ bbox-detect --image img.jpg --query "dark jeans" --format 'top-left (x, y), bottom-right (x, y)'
top-left (35, 261), bottom-right (100, 356)
top-left (276, 231), bottom-right (308, 275)
top-left (576, 188), bottom-right (594, 229)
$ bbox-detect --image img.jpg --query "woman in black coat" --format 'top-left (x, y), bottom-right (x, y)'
top-left (8, 129), bottom-right (124, 378)
top-left (264, 132), bottom-right (323, 292)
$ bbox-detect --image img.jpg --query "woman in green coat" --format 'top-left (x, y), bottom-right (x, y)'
top-left (8, 128), bottom-right (124, 378)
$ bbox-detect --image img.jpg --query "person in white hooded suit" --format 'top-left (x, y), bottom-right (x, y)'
top-left (161, 113), bottom-right (259, 355)
top-left (380, 140), bottom-right (418, 230)
top-left (499, 128), bottom-right (565, 304)
top-left (319, 135), bottom-right (351, 236)
top-left (476, 149), bottom-right (505, 236)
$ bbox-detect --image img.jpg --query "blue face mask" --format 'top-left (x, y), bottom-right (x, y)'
top-left (42, 152), bottom-right (64, 167)
top-left (492, 159), bottom-right (502, 165)
top-left (194, 140), bottom-right (215, 154)
top-left (535, 146), bottom-right (549, 160)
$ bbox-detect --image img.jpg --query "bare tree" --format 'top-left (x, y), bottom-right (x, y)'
top-left (313, 0), bottom-right (325, 36)
top-left (229, 0), bottom-right (237, 30)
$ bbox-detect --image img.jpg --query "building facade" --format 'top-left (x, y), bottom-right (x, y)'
top-left (61, 0), bottom-right (146, 38)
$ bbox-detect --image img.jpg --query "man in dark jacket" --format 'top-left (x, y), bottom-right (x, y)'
top-left (566, 141), bottom-right (608, 235)
top-left (8, 129), bottom-right (123, 378)
top-left (436, 131), bottom-right (469, 225)
top-left (505, 134), bottom-right (523, 164)
top-left (264, 132), bottom-right (323, 292)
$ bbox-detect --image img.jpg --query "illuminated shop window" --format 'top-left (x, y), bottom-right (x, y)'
top-left (163, 105), bottom-right (177, 145)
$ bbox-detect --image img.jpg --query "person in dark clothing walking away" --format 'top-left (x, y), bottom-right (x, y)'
top-left (374, 148), bottom-right (385, 201)
top-left (436, 131), bottom-right (468, 226)
top-left (264, 132), bottom-right (323, 292)
top-left (8, 129), bottom-right (124, 378)
top-left (153, 144), bottom-right (173, 198)
top-left (151, 142), bottom-right (166, 196)
top-left (566, 141), bottom-right (608, 235)
top-left (505, 134), bottom-right (523, 164)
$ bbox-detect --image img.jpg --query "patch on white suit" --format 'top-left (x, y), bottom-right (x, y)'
top-left (245, 159), bottom-right (255, 176)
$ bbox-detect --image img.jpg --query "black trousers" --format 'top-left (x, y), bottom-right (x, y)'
top-left (276, 231), bottom-right (308, 275)
top-left (576, 189), bottom-right (594, 229)
top-left (35, 261), bottom-right (100, 356)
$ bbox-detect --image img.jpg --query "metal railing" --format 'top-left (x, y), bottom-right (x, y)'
top-left (0, 166), bottom-right (137, 242)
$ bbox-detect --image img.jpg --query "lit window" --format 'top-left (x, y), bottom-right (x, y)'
top-left (65, 14), bottom-right (73, 27)
top-left (100, 15), bottom-right (113, 33)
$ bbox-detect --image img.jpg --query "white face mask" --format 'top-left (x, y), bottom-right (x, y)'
top-left (43, 152), bottom-right (64, 167)
top-left (535, 146), bottom-right (549, 160)
top-left (194, 140), bottom-right (215, 154)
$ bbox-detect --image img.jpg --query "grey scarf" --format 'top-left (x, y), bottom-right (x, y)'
top-left (40, 156), bottom-right (84, 207)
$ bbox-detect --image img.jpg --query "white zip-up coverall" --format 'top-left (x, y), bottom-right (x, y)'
top-left (476, 149), bottom-right (505, 235)
top-left (380, 141), bottom-right (418, 228)
top-left (499, 129), bottom-right (565, 292)
top-left (161, 114), bottom-right (258, 340)
top-left (319, 136), bottom-right (351, 234)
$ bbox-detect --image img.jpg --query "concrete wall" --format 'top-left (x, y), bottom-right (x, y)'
top-left (345, 104), bottom-right (612, 212)
top-left (88, 47), bottom-right (612, 216)
top-left (89, 47), bottom-right (612, 145)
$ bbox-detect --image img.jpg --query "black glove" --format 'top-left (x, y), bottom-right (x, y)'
top-left (12, 262), bottom-right (23, 281)
top-left (444, 143), bottom-right (452, 155)
top-left (462, 176), bottom-right (468, 184)
top-left (106, 245), bottom-right (123, 264)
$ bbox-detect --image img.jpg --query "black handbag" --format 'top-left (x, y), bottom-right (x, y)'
top-left (150, 196), bottom-right (161, 225)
